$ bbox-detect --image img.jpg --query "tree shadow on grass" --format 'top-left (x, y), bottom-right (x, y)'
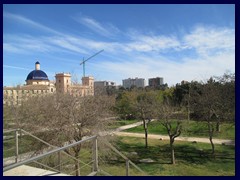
top-left (175, 143), bottom-right (235, 165)
top-left (115, 140), bottom-right (173, 164)
top-left (115, 138), bottom-right (235, 166)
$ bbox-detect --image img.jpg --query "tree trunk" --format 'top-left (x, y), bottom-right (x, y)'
top-left (187, 92), bottom-right (190, 122)
top-left (208, 123), bottom-right (215, 156)
top-left (143, 119), bottom-right (148, 148)
top-left (170, 138), bottom-right (175, 164)
top-left (75, 154), bottom-right (80, 176)
top-left (144, 128), bottom-right (148, 148)
top-left (216, 121), bottom-right (220, 132)
top-left (209, 136), bottom-right (215, 155)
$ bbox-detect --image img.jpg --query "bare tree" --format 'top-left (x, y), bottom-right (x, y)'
top-left (213, 72), bottom-right (235, 132)
top-left (156, 99), bottom-right (182, 164)
top-left (14, 93), bottom-right (115, 175)
top-left (191, 78), bottom-right (219, 156)
top-left (128, 90), bottom-right (157, 148)
top-left (136, 91), bottom-right (156, 148)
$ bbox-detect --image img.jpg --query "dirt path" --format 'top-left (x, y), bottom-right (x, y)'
top-left (114, 131), bottom-right (235, 146)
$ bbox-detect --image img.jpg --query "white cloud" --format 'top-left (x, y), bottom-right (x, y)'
top-left (62, 36), bottom-right (121, 53)
top-left (73, 15), bottom-right (120, 38)
top-left (94, 47), bottom-right (234, 86)
top-left (91, 24), bottom-right (235, 86)
top-left (183, 25), bottom-right (235, 56)
top-left (47, 36), bottom-right (88, 54)
top-left (3, 43), bottom-right (28, 54)
top-left (3, 64), bottom-right (31, 71)
top-left (126, 35), bottom-right (180, 52)
top-left (3, 35), bottom-right (58, 54)
top-left (3, 12), bottom-right (62, 35)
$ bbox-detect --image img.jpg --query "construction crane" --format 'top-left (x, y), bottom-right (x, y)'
top-left (80, 49), bottom-right (104, 77)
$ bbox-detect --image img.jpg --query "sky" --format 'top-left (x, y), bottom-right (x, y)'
top-left (3, 4), bottom-right (235, 87)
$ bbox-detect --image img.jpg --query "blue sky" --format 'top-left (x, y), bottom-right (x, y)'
top-left (3, 4), bottom-right (235, 86)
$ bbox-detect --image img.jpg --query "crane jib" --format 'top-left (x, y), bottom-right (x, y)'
top-left (80, 50), bottom-right (104, 65)
top-left (80, 49), bottom-right (104, 77)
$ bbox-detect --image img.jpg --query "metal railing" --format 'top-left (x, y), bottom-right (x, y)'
top-left (3, 129), bottom-right (147, 176)
top-left (3, 135), bottom-right (97, 173)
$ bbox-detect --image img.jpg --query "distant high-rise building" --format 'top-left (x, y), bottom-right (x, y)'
top-left (148, 77), bottom-right (164, 88)
top-left (122, 78), bottom-right (145, 89)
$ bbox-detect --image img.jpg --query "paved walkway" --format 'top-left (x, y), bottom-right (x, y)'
top-left (114, 132), bottom-right (235, 146)
top-left (3, 165), bottom-right (70, 176)
top-left (99, 120), bottom-right (234, 146)
top-left (114, 121), bottom-right (145, 132)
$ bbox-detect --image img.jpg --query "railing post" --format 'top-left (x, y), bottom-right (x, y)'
top-left (126, 159), bottom-right (129, 176)
top-left (19, 129), bottom-right (22, 139)
top-left (92, 136), bottom-right (98, 172)
top-left (15, 129), bottom-right (19, 163)
top-left (58, 151), bottom-right (61, 172)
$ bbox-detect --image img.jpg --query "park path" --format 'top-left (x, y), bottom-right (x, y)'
top-left (113, 132), bottom-right (235, 146)
top-left (111, 120), bottom-right (235, 146)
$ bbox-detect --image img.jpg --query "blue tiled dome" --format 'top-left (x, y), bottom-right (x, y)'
top-left (26, 70), bottom-right (49, 80)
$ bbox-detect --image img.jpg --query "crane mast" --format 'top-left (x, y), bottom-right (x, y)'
top-left (80, 49), bottom-right (104, 77)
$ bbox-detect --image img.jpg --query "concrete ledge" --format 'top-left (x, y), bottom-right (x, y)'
top-left (3, 165), bottom-right (71, 176)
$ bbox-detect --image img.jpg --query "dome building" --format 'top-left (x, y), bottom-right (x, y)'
top-left (3, 61), bottom-right (94, 106)
top-left (3, 61), bottom-right (55, 105)
top-left (26, 61), bottom-right (50, 85)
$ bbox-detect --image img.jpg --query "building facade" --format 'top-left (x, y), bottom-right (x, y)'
top-left (94, 81), bottom-right (116, 95)
top-left (3, 61), bottom-right (94, 105)
top-left (71, 76), bottom-right (94, 97)
top-left (148, 77), bottom-right (164, 88)
top-left (122, 78), bottom-right (145, 89)
top-left (181, 80), bottom-right (189, 85)
top-left (55, 73), bottom-right (72, 93)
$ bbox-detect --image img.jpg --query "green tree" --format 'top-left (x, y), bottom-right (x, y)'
top-left (115, 91), bottom-right (137, 119)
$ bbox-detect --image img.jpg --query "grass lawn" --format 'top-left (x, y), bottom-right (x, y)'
top-left (124, 120), bottom-right (235, 140)
top-left (111, 136), bottom-right (235, 176)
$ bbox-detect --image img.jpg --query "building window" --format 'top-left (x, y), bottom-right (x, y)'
top-left (67, 80), bottom-right (68, 83)
top-left (51, 88), bottom-right (53, 92)
top-left (59, 80), bottom-right (61, 83)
